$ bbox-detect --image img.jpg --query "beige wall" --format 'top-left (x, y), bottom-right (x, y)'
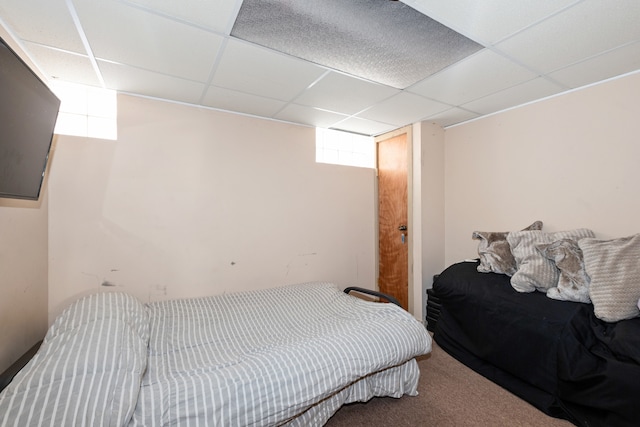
top-left (0, 28), bottom-right (49, 373)
top-left (414, 122), bottom-right (445, 321)
top-left (48, 94), bottom-right (377, 321)
top-left (0, 195), bottom-right (49, 373)
top-left (444, 71), bottom-right (640, 265)
top-left (49, 69), bottom-right (640, 324)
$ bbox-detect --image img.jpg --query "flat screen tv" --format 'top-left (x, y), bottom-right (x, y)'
top-left (0, 35), bottom-right (60, 201)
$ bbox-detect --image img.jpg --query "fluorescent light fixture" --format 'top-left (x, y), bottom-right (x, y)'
top-left (231, 0), bottom-right (483, 89)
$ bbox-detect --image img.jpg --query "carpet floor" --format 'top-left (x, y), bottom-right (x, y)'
top-left (325, 339), bottom-right (574, 426)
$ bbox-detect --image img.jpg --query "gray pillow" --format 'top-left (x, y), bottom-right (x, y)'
top-left (579, 234), bottom-right (640, 322)
top-left (507, 229), bottom-right (595, 293)
top-left (472, 221), bottom-right (543, 276)
top-left (537, 239), bottom-right (590, 303)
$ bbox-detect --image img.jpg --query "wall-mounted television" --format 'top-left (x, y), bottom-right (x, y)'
top-left (0, 35), bottom-right (60, 201)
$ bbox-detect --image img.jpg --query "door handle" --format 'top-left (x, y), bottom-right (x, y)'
top-left (398, 225), bottom-right (407, 231)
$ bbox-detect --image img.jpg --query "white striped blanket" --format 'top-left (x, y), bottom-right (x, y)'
top-left (1, 283), bottom-right (431, 426)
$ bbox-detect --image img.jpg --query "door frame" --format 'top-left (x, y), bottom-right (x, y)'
top-left (374, 125), bottom-right (414, 315)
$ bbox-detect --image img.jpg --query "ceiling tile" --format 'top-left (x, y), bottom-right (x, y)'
top-left (404, 0), bottom-right (579, 44)
top-left (23, 42), bottom-right (101, 87)
top-left (423, 107), bottom-right (480, 128)
top-left (358, 92), bottom-right (449, 126)
top-left (548, 42), bottom-right (640, 89)
top-left (211, 39), bottom-right (327, 102)
top-left (73, 0), bottom-right (223, 82)
top-left (295, 72), bottom-right (399, 116)
top-left (461, 77), bottom-right (565, 115)
top-left (120, 0), bottom-right (241, 33)
top-left (1, 0), bottom-right (638, 136)
top-left (202, 86), bottom-right (287, 118)
top-left (98, 60), bottom-right (206, 104)
top-left (232, 0), bottom-right (482, 89)
top-left (329, 116), bottom-right (397, 136)
top-left (408, 49), bottom-right (537, 105)
top-left (0, 0), bottom-right (85, 53)
top-left (496, 0), bottom-right (640, 74)
top-left (274, 104), bottom-right (350, 129)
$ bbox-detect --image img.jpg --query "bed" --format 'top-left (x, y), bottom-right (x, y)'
top-left (432, 260), bottom-right (640, 427)
top-left (0, 282), bottom-right (431, 426)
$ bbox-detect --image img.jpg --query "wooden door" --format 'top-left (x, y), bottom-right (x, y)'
top-left (377, 131), bottom-right (409, 309)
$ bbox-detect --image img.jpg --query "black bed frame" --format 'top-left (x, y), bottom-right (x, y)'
top-left (343, 286), bottom-right (402, 307)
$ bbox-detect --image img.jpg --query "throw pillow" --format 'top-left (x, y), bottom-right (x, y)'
top-left (507, 228), bottom-right (595, 293)
top-left (537, 238), bottom-right (590, 303)
top-left (472, 220), bottom-right (543, 276)
top-left (579, 234), bottom-right (640, 322)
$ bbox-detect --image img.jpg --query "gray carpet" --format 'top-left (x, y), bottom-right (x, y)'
top-left (325, 339), bottom-right (574, 426)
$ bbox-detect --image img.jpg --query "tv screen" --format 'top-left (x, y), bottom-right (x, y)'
top-left (0, 35), bottom-right (60, 201)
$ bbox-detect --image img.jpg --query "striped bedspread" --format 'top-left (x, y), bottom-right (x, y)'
top-left (130, 282), bottom-right (430, 426)
top-left (0, 283), bottom-right (431, 427)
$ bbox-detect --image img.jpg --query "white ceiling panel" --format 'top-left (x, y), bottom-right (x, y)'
top-left (408, 50), bottom-right (539, 106)
top-left (496, 0), bottom-right (640, 75)
top-left (202, 86), bottom-right (286, 118)
top-left (548, 42), bottom-right (640, 89)
top-left (0, 0), bottom-right (639, 135)
top-left (23, 42), bottom-right (101, 86)
top-left (405, 0), bottom-right (580, 44)
top-left (275, 104), bottom-right (350, 129)
top-left (0, 0), bottom-right (85, 53)
top-left (74, 0), bottom-right (224, 82)
top-left (98, 60), bottom-right (206, 105)
top-left (211, 39), bottom-right (327, 102)
top-left (423, 107), bottom-right (480, 128)
top-left (330, 116), bottom-right (397, 136)
top-left (462, 77), bottom-right (565, 115)
top-left (359, 92), bottom-right (450, 126)
top-left (295, 72), bottom-right (399, 116)
top-left (120, 0), bottom-right (242, 33)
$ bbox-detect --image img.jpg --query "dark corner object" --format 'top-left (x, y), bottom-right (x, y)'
top-left (0, 341), bottom-right (42, 393)
top-left (344, 287), bottom-right (402, 307)
top-left (425, 276), bottom-right (441, 332)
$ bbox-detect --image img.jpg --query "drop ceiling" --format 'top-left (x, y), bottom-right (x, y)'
top-left (1, 0), bottom-right (639, 136)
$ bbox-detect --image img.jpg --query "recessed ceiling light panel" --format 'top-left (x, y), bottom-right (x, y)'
top-left (231, 0), bottom-right (484, 89)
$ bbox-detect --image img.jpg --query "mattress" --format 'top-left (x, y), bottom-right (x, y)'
top-left (131, 282), bottom-right (430, 426)
top-left (1, 283), bottom-right (431, 426)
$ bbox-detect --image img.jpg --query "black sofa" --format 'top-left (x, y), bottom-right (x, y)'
top-left (431, 260), bottom-right (640, 427)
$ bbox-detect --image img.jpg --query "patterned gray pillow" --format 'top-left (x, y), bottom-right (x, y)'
top-left (537, 239), bottom-right (591, 303)
top-left (579, 234), bottom-right (640, 322)
top-left (472, 221), bottom-right (543, 276)
top-left (507, 229), bottom-right (595, 293)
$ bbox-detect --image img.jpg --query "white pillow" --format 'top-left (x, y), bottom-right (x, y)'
top-left (579, 234), bottom-right (640, 322)
top-left (507, 229), bottom-right (595, 293)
